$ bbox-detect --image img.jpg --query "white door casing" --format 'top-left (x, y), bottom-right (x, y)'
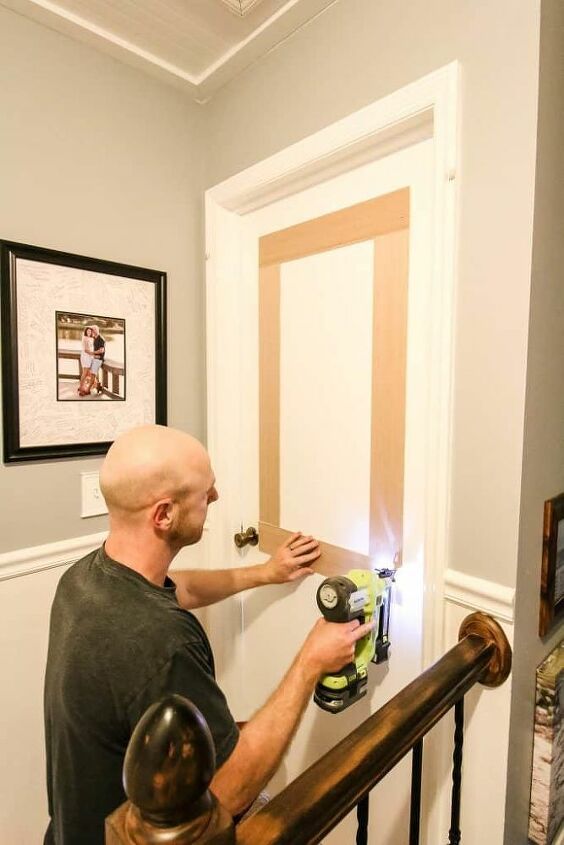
top-left (205, 63), bottom-right (459, 844)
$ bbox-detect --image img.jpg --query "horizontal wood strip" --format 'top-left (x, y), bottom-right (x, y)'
top-left (259, 521), bottom-right (370, 577)
top-left (259, 187), bottom-right (409, 267)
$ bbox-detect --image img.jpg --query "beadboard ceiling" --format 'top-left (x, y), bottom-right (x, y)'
top-left (2, 0), bottom-right (337, 100)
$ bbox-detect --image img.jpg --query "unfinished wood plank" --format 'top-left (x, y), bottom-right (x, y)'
top-left (259, 188), bottom-right (409, 267)
top-left (259, 521), bottom-right (370, 577)
top-left (369, 228), bottom-right (409, 567)
top-left (259, 265), bottom-right (281, 527)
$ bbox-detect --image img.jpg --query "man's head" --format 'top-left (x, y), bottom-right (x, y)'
top-left (91, 325), bottom-right (99, 337)
top-left (100, 425), bottom-right (218, 548)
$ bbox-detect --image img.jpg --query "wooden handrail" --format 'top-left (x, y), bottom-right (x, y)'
top-left (236, 612), bottom-right (510, 844)
top-left (106, 612), bottom-right (511, 845)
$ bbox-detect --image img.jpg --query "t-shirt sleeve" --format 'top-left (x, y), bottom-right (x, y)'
top-left (125, 643), bottom-right (239, 769)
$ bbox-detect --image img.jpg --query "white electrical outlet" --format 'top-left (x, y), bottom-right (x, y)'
top-left (81, 471), bottom-right (108, 518)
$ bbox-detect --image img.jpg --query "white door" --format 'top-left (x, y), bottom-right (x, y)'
top-left (205, 139), bottom-right (434, 844)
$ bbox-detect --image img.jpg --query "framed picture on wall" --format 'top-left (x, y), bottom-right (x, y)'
top-left (539, 493), bottom-right (564, 637)
top-left (0, 240), bottom-right (167, 462)
top-left (528, 641), bottom-right (564, 845)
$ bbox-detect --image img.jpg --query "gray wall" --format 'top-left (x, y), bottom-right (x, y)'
top-left (0, 2), bottom-right (558, 842)
top-left (505, 2), bottom-right (564, 842)
top-left (204, 0), bottom-right (541, 588)
top-left (0, 7), bottom-right (206, 553)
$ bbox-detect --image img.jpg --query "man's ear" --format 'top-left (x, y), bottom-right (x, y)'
top-left (152, 499), bottom-right (174, 531)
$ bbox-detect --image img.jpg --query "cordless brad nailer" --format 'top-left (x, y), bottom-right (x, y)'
top-left (314, 569), bottom-right (394, 713)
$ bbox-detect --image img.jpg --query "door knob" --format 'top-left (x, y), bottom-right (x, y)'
top-left (234, 526), bottom-right (259, 548)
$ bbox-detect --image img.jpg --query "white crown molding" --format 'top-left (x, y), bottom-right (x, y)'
top-left (0, 0), bottom-right (337, 101)
top-left (220, 0), bottom-right (266, 16)
top-left (196, 0), bottom-right (330, 85)
top-left (444, 568), bottom-right (515, 623)
top-left (0, 532), bottom-right (108, 581)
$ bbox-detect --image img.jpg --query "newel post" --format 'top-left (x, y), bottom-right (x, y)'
top-left (106, 695), bottom-right (235, 845)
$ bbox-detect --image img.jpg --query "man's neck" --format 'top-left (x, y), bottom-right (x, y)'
top-left (104, 530), bottom-right (177, 587)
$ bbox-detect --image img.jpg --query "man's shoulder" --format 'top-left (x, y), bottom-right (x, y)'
top-left (56, 550), bottom-right (204, 635)
top-left (58, 547), bottom-right (99, 585)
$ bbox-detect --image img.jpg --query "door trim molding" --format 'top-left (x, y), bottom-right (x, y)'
top-left (206, 59), bottom-right (460, 661)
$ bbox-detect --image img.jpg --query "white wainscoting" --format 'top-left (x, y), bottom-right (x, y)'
top-left (1, 531), bottom-right (515, 845)
top-left (424, 570), bottom-right (515, 845)
top-left (0, 530), bottom-right (210, 845)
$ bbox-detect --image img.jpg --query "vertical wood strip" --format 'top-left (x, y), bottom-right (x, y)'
top-left (370, 228), bottom-right (409, 566)
top-left (259, 265), bottom-right (281, 542)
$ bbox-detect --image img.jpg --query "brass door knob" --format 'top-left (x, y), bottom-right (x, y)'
top-left (234, 526), bottom-right (259, 548)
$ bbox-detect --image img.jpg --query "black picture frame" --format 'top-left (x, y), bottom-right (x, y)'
top-left (539, 492), bottom-right (564, 637)
top-left (1, 240), bottom-right (167, 463)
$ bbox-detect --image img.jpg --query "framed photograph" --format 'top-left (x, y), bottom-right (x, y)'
top-left (539, 493), bottom-right (564, 637)
top-left (1, 240), bottom-right (166, 462)
top-left (528, 641), bottom-right (564, 845)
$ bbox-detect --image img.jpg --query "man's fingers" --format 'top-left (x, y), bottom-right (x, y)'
top-left (294, 550), bottom-right (321, 565)
top-left (292, 537), bottom-right (319, 557)
top-left (292, 540), bottom-right (319, 557)
top-left (282, 532), bottom-right (302, 549)
top-left (351, 621), bottom-right (376, 641)
top-left (290, 534), bottom-right (315, 550)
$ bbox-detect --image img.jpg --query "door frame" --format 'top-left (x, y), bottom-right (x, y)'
top-left (205, 61), bottom-right (459, 672)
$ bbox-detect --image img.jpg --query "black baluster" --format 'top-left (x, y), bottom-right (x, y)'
top-left (356, 794), bottom-right (369, 845)
top-left (447, 697), bottom-right (464, 845)
top-left (409, 739), bottom-right (423, 845)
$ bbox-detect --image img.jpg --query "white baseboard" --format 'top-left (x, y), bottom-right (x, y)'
top-left (444, 568), bottom-right (515, 623)
top-left (0, 532), bottom-right (107, 581)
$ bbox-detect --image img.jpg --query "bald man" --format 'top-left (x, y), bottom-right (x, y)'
top-left (44, 425), bottom-right (373, 845)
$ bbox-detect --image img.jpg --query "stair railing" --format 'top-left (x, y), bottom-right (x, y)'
top-left (106, 611), bottom-right (511, 845)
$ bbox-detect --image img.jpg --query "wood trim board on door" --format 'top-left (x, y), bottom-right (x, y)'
top-left (258, 188), bottom-right (409, 574)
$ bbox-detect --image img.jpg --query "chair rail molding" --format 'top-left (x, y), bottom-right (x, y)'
top-left (444, 569), bottom-right (515, 623)
top-left (0, 525), bottom-right (213, 582)
top-left (0, 532), bottom-right (108, 581)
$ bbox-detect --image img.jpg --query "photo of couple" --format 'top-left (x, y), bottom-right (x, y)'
top-left (78, 324), bottom-right (105, 396)
top-left (56, 312), bottom-right (126, 402)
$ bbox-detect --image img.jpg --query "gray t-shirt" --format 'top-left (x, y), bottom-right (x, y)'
top-left (44, 547), bottom-right (239, 845)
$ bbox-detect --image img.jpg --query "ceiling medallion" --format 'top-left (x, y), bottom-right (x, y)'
top-left (220, 0), bottom-right (265, 16)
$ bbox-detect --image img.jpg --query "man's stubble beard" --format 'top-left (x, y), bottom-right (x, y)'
top-left (169, 516), bottom-right (205, 549)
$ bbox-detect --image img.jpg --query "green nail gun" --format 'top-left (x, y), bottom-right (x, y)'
top-left (314, 568), bottom-right (394, 713)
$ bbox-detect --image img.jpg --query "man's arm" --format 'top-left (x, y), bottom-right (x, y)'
top-left (210, 617), bottom-right (374, 815)
top-left (171, 533), bottom-right (320, 609)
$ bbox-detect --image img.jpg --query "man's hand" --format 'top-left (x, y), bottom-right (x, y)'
top-left (210, 614), bottom-right (374, 814)
top-left (171, 532), bottom-right (320, 610)
top-left (298, 617), bottom-right (375, 678)
top-left (261, 532), bottom-right (320, 584)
